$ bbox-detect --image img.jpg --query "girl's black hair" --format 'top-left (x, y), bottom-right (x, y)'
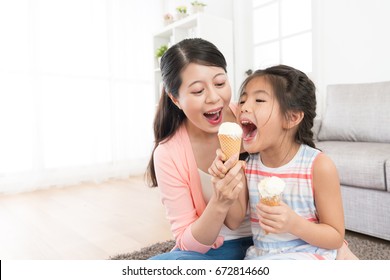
top-left (239, 64), bottom-right (317, 148)
top-left (146, 38), bottom-right (227, 187)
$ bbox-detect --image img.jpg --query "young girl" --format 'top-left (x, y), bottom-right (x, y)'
top-left (210, 65), bottom-right (345, 259)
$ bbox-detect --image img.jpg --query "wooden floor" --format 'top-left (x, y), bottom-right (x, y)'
top-left (0, 176), bottom-right (172, 259)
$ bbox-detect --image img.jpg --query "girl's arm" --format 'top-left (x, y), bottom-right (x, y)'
top-left (155, 145), bottom-right (243, 253)
top-left (257, 153), bottom-right (345, 249)
top-left (304, 153), bottom-right (345, 248)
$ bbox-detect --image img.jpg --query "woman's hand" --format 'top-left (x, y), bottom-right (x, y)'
top-left (210, 156), bottom-right (245, 208)
top-left (208, 150), bottom-right (245, 207)
top-left (256, 201), bottom-right (299, 234)
top-left (208, 148), bottom-right (241, 179)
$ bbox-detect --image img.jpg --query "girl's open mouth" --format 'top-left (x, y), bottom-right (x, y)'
top-left (204, 108), bottom-right (222, 125)
top-left (241, 120), bottom-right (257, 141)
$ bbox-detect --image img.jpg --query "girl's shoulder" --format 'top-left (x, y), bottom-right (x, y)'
top-left (299, 144), bottom-right (322, 164)
top-left (312, 151), bottom-right (338, 177)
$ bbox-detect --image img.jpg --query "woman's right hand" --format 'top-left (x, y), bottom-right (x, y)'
top-left (208, 149), bottom-right (245, 207)
top-left (208, 148), bottom-right (232, 178)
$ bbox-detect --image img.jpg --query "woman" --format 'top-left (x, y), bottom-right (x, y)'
top-left (146, 38), bottom-right (252, 260)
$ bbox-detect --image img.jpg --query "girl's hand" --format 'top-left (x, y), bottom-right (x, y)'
top-left (256, 201), bottom-right (299, 234)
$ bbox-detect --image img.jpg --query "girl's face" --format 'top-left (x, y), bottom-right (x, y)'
top-left (174, 63), bottom-right (231, 134)
top-left (238, 76), bottom-right (287, 154)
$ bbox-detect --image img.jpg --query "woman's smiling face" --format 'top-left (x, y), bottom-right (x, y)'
top-left (173, 63), bottom-right (232, 134)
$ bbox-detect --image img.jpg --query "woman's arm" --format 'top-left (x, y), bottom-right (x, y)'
top-left (192, 161), bottom-right (245, 243)
top-left (257, 153), bottom-right (345, 249)
top-left (154, 145), bottom-right (243, 253)
top-left (208, 150), bottom-right (248, 230)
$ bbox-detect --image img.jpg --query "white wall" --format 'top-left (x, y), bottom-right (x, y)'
top-left (159, 0), bottom-right (252, 98)
top-left (313, 0), bottom-right (390, 116)
top-left (158, 1), bottom-right (390, 117)
top-left (161, 0), bottom-right (233, 21)
top-left (0, 1), bottom-right (163, 192)
top-left (232, 0), bottom-right (253, 101)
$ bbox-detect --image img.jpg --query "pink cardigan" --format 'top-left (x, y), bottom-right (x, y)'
top-left (154, 103), bottom-right (238, 253)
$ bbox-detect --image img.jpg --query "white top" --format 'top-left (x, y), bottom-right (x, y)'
top-left (198, 169), bottom-right (252, 241)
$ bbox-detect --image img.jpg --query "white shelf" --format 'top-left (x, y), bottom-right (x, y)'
top-left (153, 13), bottom-right (234, 104)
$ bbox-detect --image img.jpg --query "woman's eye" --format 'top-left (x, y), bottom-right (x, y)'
top-left (256, 99), bottom-right (265, 103)
top-left (215, 82), bottom-right (225, 87)
top-left (191, 89), bottom-right (204, 94)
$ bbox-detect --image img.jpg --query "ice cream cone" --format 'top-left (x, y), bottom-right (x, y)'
top-left (260, 195), bottom-right (282, 206)
top-left (218, 122), bottom-right (242, 161)
top-left (258, 176), bottom-right (286, 234)
top-left (218, 134), bottom-right (242, 160)
top-left (260, 195), bottom-right (282, 234)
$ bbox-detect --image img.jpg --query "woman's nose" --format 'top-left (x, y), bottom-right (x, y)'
top-left (205, 88), bottom-right (220, 103)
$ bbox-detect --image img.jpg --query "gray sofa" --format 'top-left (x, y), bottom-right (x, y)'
top-left (314, 81), bottom-right (390, 241)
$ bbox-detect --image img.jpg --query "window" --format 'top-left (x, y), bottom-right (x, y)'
top-left (252, 0), bottom-right (312, 72)
top-left (0, 1), bottom-right (158, 192)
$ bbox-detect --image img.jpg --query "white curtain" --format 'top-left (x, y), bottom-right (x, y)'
top-left (0, 0), bottom-right (161, 193)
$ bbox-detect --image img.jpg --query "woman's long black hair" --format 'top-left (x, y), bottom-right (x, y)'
top-left (146, 38), bottom-right (227, 187)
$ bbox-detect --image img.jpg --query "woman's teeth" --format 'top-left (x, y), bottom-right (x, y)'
top-left (204, 110), bottom-right (220, 120)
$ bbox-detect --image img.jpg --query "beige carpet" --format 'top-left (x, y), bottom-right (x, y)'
top-left (110, 231), bottom-right (390, 260)
top-left (344, 231), bottom-right (390, 260)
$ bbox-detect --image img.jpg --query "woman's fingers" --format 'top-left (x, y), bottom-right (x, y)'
top-left (214, 161), bottom-right (245, 195)
top-left (216, 148), bottom-right (227, 162)
top-left (208, 149), bottom-right (228, 178)
top-left (223, 153), bottom-right (239, 170)
top-left (208, 150), bottom-right (244, 179)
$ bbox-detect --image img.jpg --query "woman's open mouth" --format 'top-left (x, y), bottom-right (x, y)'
top-left (204, 108), bottom-right (223, 125)
top-left (241, 120), bottom-right (257, 141)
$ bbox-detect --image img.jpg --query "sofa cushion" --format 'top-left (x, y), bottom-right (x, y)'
top-left (315, 141), bottom-right (390, 191)
top-left (317, 81), bottom-right (390, 143)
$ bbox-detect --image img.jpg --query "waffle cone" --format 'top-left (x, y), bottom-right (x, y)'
top-left (218, 134), bottom-right (241, 161)
top-left (260, 195), bottom-right (282, 234)
top-left (260, 195), bottom-right (282, 206)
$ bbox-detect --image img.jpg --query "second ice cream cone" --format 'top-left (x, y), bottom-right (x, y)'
top-left (258, 177), bottom-right (286, 234)
top-left (260, 195), bottom-right (282, 206)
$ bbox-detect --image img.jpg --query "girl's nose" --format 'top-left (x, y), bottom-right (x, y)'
top-left (240, 104), bottom-right (250, 113)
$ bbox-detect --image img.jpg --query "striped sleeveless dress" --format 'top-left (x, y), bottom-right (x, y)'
top-left (245, 144), bottom-right (337, 260)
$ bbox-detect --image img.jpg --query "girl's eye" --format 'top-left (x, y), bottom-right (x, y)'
top-left (215, 82), bottom-right (225, 87)
top-left (239, 99), bottom-right (246, 105)
top-left (256, 99), bottom-right (266, 103)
